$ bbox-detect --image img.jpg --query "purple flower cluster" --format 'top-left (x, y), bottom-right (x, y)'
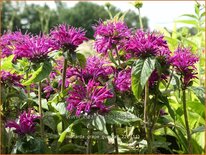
top-left (14, 35), bottom-right (57, 63)
top-left (82, 56), bottom-right (114, 80)
top-left (1, 70), bottom-right (23, 88)
top-left (43, 85), bottom-right (54, 99)
top-left (171, 47), bottom-right (199, 88)
top-left (94, 21), bottom-right (131, 54)
top-left (6, 110), bottom-right (39, 136)
top-left (66, 80), bottom-right (113, 116)
top-left (0, 31), bottom-right (30, 58)
top-left (126, 30), bottom-right (168, 58)
top-left (114, 68), bottom-right (131, 92)
top-left (50, 24), bottom-right (88, 52)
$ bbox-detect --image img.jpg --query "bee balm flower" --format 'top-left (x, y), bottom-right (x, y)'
top-left (50, 24), bottom-right (88, 52)
top-left (66, 80), bottom-right (113, 116)
top-left (171, 47), bottom-right (199, 89)
top-left (6, 110), bottom-right (39, 136)
top-left (94, 21), bottom-right (131, 55)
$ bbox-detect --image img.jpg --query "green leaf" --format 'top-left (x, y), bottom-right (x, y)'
top-left (92, 114), bottom-right (108, 134)
top-left (59, 144), bottom-right (85, 153)
top-left (43, 113), bottom-right (57, 132)
top-left (175, 20), bottom-right (197, 26)
top-left (195, 4), bottom-right (200, 16)
top-left (105, 110), bottom-right (141, 125)
top-left (57, 122), bottom-right (63, 134)
top-left (192, 125), bottom-right (205, 135)
top-left (180, 14), bottom-right (197, 19)
top-left (200, 12), bottom-right (205, 18)
top-left (76, 53), bottom-right (86, 68)
top-left (132, 57), bottom-right (156, 99)
top-left (23, 61), bottom-right (52, 85)
top-left (51, 102), bottom-right (67, 115)
top-left (189, 86), bottom-right (205, 104)
top-left (58, 119), bottom-right (82, 144)
top-left (1, 55), bottom-right (14, 71)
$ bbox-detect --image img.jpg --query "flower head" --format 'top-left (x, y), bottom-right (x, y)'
top-left (43, 85), bottom-right (54, 99)
top-left (126, 30), bottom-right (168, 58)
top-left (82, 56), bottom-right (114, 81)
top-left (14, 35), bottom-right (57, 63)
top-left (114, 68), bottom-right (131, 92)
top-left (0, 31), bottom-right (30, 58)
top-left (0, 70), bottom-right (23, 88)
top-left (6, 110), bottom-right (39, 136)
top-left (171, 47), bottom-right (199, 88)
top-left (50, 24), bottom-right (88, 52)
top-left (94, 21), bottom-right (131, 54)
top-left (66, 80), bottom-right (113, 116)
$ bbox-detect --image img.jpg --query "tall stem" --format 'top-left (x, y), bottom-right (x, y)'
top-left (114, 47), bottom-right (121, 67)
top-left (182, 89), bottom-right (192, 154)
top-left (113, 124), bottom-right (119, 153)
top-left (138, 8), bottom-right (143, 29)
top-left (61, 58), bottom-right (67, 93)
top-left (144, 81), bottom-right (152, 153)
top-left (38, 82), bottom-right (44, 138)
top-left (26, 72), bottom-right (31, 107)
top-left (86, 128), bottom-right (93, 154)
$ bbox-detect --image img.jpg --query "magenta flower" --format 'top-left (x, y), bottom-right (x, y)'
top-left (0, 31), bottom-right (30, 58)
top-left (50, 24), bottom-right (88, 52)
top-left (82, 56), bottom-right (114, 80)
top-left (6, 110), bottom-right (39, 136)
top-left (94, 21), bottom-right (131, 55)
top-left (1, 70), bottom-right (23, 88)
top-left (148, 70), bottom-right (168, 88)
top-left (14, 35), bottom-right (57, 63)
top-left (125, 30), bottom-right (168, 58)
top-left (171, 47), bottom-right (199, 88)
top-left (66, 80), bottom-right (113, 116)
top-left (43, 85), bottom-right (54, 99)
top-left (114, 68), bottom-right (131, 92)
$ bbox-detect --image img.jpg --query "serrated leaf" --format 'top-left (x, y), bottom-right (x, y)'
top-left (23, 61), bottom-right (52, 85)
top-left (92, 114), bottom-right (108, 134)
top-left (140, 57), bottom-right (156, 87)
top-left (105, 110), bottom-right (141, 125)
top-left (43, 114), bottom-right (57, 132)
top-left (189, 86), bottom-right (205, 104)
top-left (132, 57), bottom-right (156, 99)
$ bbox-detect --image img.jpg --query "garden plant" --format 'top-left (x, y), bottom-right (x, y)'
top-left (0, 1), bottom-right (205, 154)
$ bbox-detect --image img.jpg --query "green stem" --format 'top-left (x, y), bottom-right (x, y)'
top-left (38, 82), bottom-right (44, 138)
top-left (138, 8), bottom-right (143, 29)
top-left (182, 89), bottom-right (192, 154)
top-left (61, 58), bottom-right (68, 93)
top-left (144, 81), bottom-right (152, 153)
top-left (114, 47), bottom-right (121, 67)
top-left (26, 72), bottom-right (31, 108)
top-left (86, 128), bottom-right (93, 154)
top-left (165, 69), bottom-right (174, 91)
top-left (113, 124), bottom-right (119, 153)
